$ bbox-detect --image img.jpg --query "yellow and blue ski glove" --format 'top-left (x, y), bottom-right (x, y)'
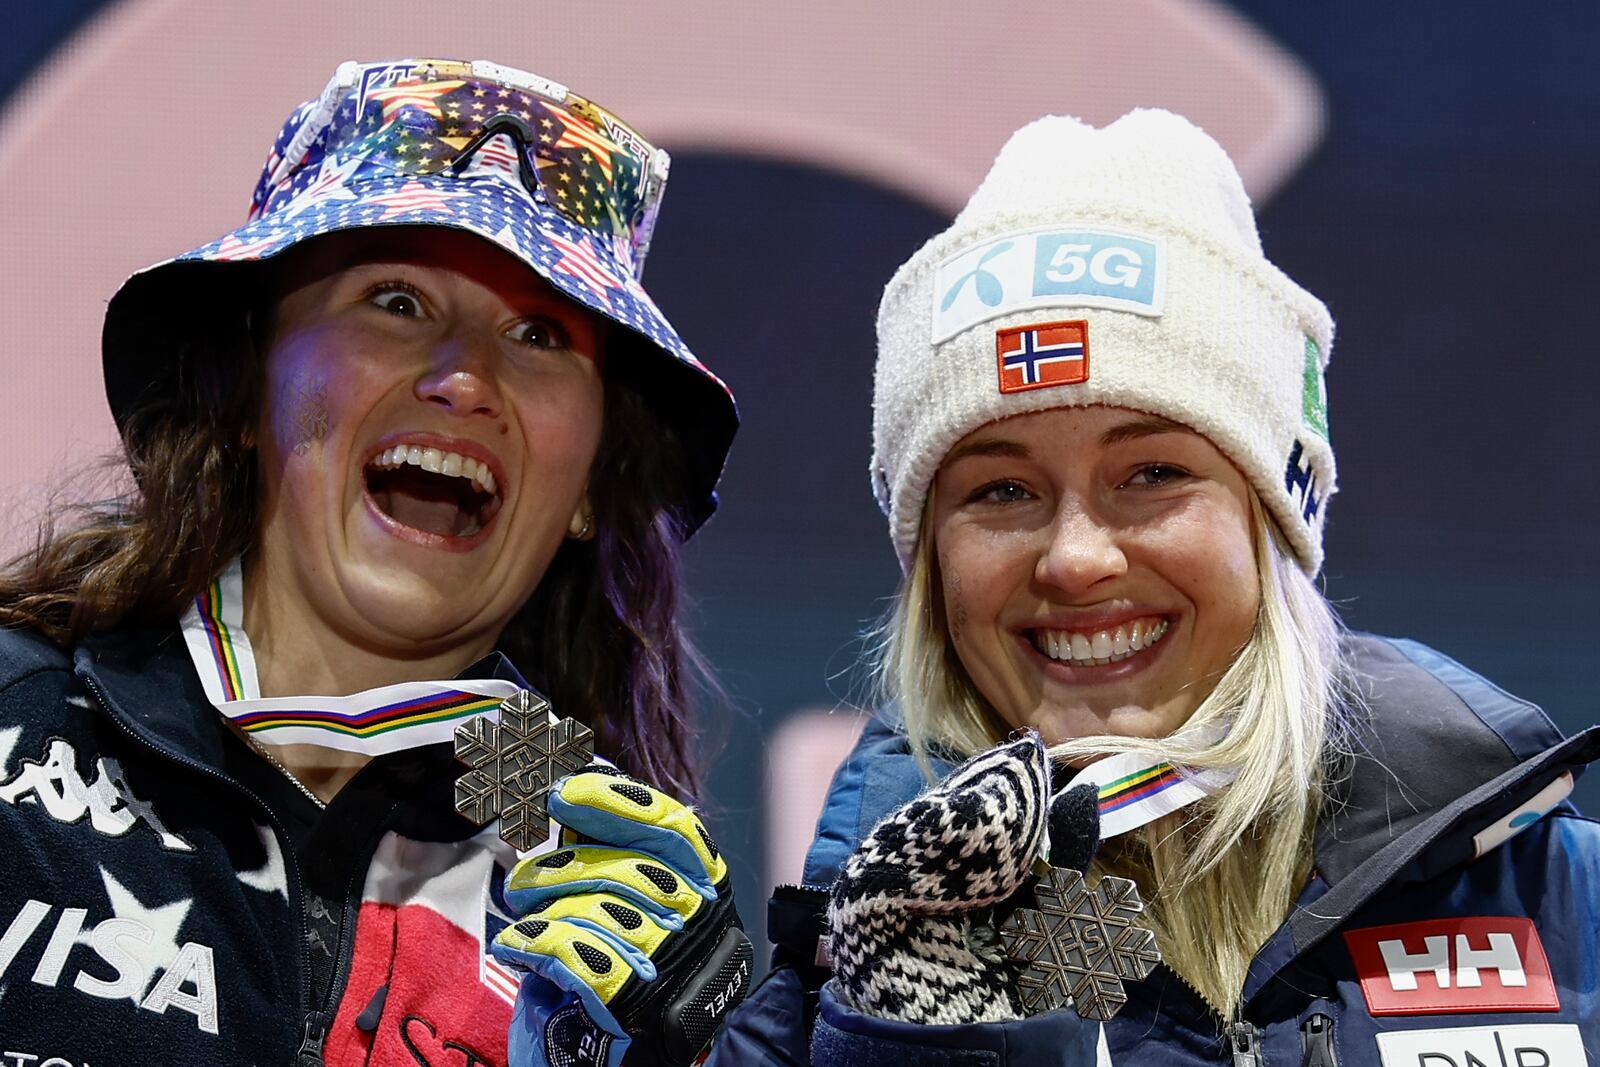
top-left (493, 766), bottom-right (752, 1067)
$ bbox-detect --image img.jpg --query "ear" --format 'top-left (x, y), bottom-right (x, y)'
top-left (567, 498), bottom-right (594, 541)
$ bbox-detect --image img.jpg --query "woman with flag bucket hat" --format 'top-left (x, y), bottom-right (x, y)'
top-left (0, 59), bottom-right (749, 1066)
top-left (713, 111), bottom-right (1600, 1065)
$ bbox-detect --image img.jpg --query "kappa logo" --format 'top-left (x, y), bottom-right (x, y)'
top-left (1345, 918), bottom-right (1559, 1016)
top-left (0, 732), bottom-right (193, 851)
top-left (1374, 1023), bottom-right (1587, 1067)
top-left (931, 226), bottom-right (1164, 343)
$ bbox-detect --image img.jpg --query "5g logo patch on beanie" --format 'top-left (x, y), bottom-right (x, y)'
top-left (933, 226), bottom-right (1164, 343)
top-left (996, 321), bottom-right (1089, 393)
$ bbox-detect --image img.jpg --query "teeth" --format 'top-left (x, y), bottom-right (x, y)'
top-left (368, 444), bottom-right (500, 496)
top-left (1034, 618), bottom-right (1168, 666)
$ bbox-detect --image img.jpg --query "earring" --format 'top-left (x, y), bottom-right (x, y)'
top-left (569, 510), bottom-right (594, 541)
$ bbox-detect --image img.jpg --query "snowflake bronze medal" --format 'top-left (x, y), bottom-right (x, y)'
top-left (998, 866), bottom-right (1161, 1019)
top-left (453, 689), bottom-right (594, 851)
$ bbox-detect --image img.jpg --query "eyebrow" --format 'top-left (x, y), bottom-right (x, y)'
top-left (944, 413), bottom-right (1195, 466)
top-left (1097, 414), bottom-right (1194, 448)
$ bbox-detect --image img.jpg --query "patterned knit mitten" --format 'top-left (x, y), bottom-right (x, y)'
top-left (826, 734), bottom-right (1051, 1025)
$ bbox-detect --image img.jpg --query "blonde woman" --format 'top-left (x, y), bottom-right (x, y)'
top-left (714, 111), bottom-right (1600, 1065)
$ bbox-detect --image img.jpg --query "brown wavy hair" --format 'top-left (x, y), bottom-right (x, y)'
top-left (0, 261), bottom-right (713, 798)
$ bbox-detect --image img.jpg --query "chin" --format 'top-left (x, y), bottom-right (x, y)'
top-left (1031, 702), bottom-right (1193, 745)
top-left (338, 565), bottom-right (505, 648)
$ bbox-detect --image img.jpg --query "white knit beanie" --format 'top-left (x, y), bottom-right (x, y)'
top-left (872, 109), bottom-right (1335, 575)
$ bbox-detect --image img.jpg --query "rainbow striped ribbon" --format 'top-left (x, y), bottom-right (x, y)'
top-left (1066, 746), bottom-right (1233, 840)
top-left (179, 558), bottom-right (523, 755)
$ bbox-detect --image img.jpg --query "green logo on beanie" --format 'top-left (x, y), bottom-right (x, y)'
top-left (1302, 336), bottom-right (1328, 438)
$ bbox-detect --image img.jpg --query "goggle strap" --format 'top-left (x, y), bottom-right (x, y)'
top-left (267, 61), bottom-right (361, 190)
top-left (631, 149), bottom-right (673, 277)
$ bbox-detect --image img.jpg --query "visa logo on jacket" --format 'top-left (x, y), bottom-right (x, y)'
top-left (0, 888), bottom-right (219, 1033)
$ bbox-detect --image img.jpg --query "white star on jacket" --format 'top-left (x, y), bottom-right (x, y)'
top-left (82, 867), bottom-right (193, 1002)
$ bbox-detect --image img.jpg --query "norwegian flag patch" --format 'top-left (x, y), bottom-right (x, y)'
top-left (996, 320), bottom-right (1089, 394)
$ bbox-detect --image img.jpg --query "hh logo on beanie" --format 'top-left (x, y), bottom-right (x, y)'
top-left (996, 320), bottom-right (1090, 393)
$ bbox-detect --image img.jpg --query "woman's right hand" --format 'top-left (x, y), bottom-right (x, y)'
top-left (825, 733), bottom-right (1098, 1026)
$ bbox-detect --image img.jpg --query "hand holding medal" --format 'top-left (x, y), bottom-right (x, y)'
top-left (453, 695), bottom-right (751, 1067)
top-left (825, 732), bottom-right (1172, 1026)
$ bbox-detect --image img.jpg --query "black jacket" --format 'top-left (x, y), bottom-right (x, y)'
top-left (0, 622), bottom-right (529, 1065)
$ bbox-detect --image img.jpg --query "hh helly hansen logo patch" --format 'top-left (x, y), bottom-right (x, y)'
top-left (996, 321), bottom-right (1089, 393)
top-left (0, 730), bottom-right (193, 851)
top-left (933, 226), bottom-right (1164, 342)
top-left (1374, 1023), bottom-right (1587, 1067)
top-left (1344, 917), bottom-right (1559, 1015)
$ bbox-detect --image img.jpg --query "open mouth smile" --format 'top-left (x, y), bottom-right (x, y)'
top-left (1027, 616), bottom-right (1171, 667)
top-left (363, 438), bottom-right (504, 543)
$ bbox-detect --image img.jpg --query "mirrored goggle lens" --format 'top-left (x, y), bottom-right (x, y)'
top-left (334, 76), bottom-right (658, 246)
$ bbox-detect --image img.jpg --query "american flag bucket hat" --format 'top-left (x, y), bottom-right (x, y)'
top-left (101, 58), bottom-right (737, 530)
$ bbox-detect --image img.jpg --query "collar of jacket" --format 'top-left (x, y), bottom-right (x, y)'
top-left (72, 622), bottom-right (535, 833)
top-left (793, 633), bottom-right (1598, 982)
top-left (1267, 635), bottom-right (1600, 989)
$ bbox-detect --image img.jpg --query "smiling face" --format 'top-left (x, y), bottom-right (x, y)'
top-left (927, 405), bottom-right (1261, 745)
top-left (249, 227), bottom-right (605, 667)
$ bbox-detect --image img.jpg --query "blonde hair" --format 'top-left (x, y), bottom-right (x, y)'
top-left (876, 491), bottom-right (1354, 1015)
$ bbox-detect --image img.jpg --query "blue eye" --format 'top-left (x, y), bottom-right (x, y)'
top-left (968, 480), bottom-right (1032, 505)
top-left (1125, 464), bottom-right (1190, 488)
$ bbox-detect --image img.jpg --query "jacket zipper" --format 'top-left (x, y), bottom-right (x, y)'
top-left (298, 1010), bottom-right (332, 1066)
top-left (1224, 1018), bottom-right (1263, 1066)
top-left (81, 673), bottom-right (324, 1065)
top-left (1300, 1013), bottom-right (1337, 1067)
top-left (242, 729), bottom-right (328, 810)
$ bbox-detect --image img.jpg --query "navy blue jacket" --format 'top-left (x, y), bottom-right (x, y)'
top-left (0, 623), bottom-right (534, 1065)
top-left (713, 635), bottom-right (1600, 1066)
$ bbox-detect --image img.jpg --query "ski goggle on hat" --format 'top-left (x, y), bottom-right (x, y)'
top-left (101, 58), bottom-right (737, 531)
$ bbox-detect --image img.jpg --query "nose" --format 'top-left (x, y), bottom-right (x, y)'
top-left (415, 333), bottom-right (503, 418)
top-left (1034, 499), bottom-right (1128, 597)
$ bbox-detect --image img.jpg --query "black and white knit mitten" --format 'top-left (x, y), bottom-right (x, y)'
top-left (826, 734), bottom-right (1051, 1025)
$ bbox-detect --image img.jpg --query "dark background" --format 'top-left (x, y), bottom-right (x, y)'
top-left (5, 2), bottom-right (1597, 967)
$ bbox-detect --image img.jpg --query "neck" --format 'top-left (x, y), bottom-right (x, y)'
top-left (237, 554), bottom-right (498, 802)
top-left (240, 554), bottom-right (494, 698)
